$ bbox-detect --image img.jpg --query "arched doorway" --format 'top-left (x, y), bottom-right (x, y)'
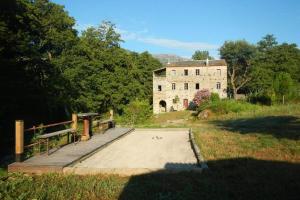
top-left (159, 100), bottom-right (167, 112)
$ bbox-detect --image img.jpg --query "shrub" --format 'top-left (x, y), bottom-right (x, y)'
top-left (193, 89), bottom-right (210, 106)
top-left (197, 100), bottom-right (210, 113)
top-left (248, 94), bottom-right (272, 105)
top-left (273, 72), bottom-right (295, 99)
top-left (210, 93), bottom-right (220, 102)
top-left (188, 101), bottom-right (198, 110)
top-left (197, 99), bottom-right (258, 115)
top-left (117, 99), bottom-right (152, 125)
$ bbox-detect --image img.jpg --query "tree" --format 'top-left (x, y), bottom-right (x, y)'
top-left (273, 72), bottom-right (295, 104)
top-left (192, 50), bottom-right (213, 60)
top-left (247, 35), bottom-right (300, 98)
top-left (121, 99), bottom-right (152, 125)
top-left (0, 1), bottom-right (162, 156)
top-left (257, 34), bottom-right (278, 52)
top-left (0, 0), bottom-right (78, 156)
top-left (220, 40), bottom-right (257, 99)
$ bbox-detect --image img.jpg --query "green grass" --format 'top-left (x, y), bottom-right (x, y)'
top-left (1, 104), bottom-right (300, 200)
top-left (204, 99), bottom-right (260, 114)
top-left (0, 173), bottom-right (126, 200)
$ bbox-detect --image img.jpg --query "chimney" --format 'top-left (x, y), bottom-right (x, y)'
top-left (167, 58), bottom-right (170, 65)
top-left (206, 58), bottom-right (209, 66)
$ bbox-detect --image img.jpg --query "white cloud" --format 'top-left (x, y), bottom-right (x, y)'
top-left (116, 27), bottom-right (219, 51)
top-left (75, 25), bottom-right (219, 52)
top-left (138, 38), bottom-right (218, 51)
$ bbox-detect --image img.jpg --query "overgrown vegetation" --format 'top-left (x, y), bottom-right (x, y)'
top-left (1, 104), bottom-right (299, 200)
top-left (0, 0), bottom-right (162, 156)
top-left (115, 99), bottom-right (152, 125)
top-left (220, 35), bottom-right (300, 102)
top-left (200, 99), bottom-right (259, 114)
top-left (191, 91), bottom-right (259, 116)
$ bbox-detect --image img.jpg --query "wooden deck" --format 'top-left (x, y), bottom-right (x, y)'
top-left (8, 128), bottom-right (134, 173)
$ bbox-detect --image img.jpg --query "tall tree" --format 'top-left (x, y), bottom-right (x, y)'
top-left (0, 0), bottom-right (78, 156)
top-left (220, 40), bottom-right (257, 99)
top-left (257, 34), bottom-right (278, 52)
top-left (192, 50), bottom-right (213, 60)
top-left (273, 72), bottom-right (295, 104)
top-left (248, 35), bottom-right (300, 97)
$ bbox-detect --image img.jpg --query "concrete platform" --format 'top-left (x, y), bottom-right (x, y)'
top-left (8, 128), bottom-right (134, 173)
top-left (64, 128), bottom-right (201, 176)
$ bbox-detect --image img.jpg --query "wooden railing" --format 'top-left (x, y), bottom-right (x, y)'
top-left (23, 120), bottom-right (74, 156)
top-left (14, 110), bottom-right (114, 162)
top-left (15, 114), bottom-right (78, 161)
top-left (24, 120), bottom-right (73, 133)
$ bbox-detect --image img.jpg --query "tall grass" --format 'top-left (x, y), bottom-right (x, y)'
top-left (206, 99), bottom-right (259, 114)
top-left (210, 103), bottom-right (300, 120)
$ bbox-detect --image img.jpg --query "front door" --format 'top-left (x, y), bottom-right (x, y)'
top-left (183, 99), bottom-right (188, 109)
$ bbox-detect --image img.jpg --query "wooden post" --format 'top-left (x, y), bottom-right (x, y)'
top-left (109, 109), bottom-right (114, 120)
top-left (81, 117), bottom-right (90, 141)
top-left (15, 120), bottom-right (24, 162)
top-left (72, 114), bottom-right (77, 130)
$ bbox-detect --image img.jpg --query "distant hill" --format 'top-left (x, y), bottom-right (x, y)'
top-left (152, 54), bottom-right (192, 65)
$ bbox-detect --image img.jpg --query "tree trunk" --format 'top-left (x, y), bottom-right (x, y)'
top-left (233, 88), bottom-right (238, 100)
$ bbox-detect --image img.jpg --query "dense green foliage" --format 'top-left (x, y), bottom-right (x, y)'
top-left (220, 34), bottom-right (300, 101)
top-left (194, 92), bottom-right (258, 115)
top-left (200, 100), bottom-right (259, 114)
top-left (116, 99), bottom-right (152, 125)
top-left (0, 0), bottom-right (161, 156)
top-left (192, 50), bottom-right (213, 60)
top-left (247, 93), bottom-right (273, 106)
top-left (220, 40), bottom-right (257, 99)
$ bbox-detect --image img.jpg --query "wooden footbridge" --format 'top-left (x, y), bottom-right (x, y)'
top-left (8, 112), bottom-right (133, 173)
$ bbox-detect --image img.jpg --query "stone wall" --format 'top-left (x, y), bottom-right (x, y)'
top-left (153, 64), bottom-right (227, 114)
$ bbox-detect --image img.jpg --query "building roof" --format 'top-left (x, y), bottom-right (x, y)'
top-left (166, 59), bottom-right (227, 67)
top-left (153, 67), bottom-right (166, 72)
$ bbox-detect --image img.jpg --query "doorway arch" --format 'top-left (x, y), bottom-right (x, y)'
top-left (159, 100), bottom-right (167, 112)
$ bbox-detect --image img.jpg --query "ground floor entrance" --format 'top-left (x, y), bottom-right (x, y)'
top-left (183, 99), bottom-right (189, 108)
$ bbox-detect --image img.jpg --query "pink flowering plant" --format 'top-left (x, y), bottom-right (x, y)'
top-left (193, 89), bottom-right (211, 106)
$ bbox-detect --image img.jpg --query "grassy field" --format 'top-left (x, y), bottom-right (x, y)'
top-left (1, 104), bottom-right (300, 199)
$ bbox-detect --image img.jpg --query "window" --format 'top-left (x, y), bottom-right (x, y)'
top-left (184, 83), bottom-right (188, 90)
top-left (172, 83), bottom-right (176, 90)
top-left (171, 70), bottom-right (176, 76)
top-left (172, 99), bottom-right (176, 104)
top-left (158, 85), bottom-right (162, 91)
top-left (217, 69), bottom-right (221, 76)
top-left (216, 82), bottom-right (221, 89)
top-left (184, 69), bottom-right (188, 76)
top-left (195, 83), bottom-right (200, 90)
top-left (195, 69), bottom-right (200, 76)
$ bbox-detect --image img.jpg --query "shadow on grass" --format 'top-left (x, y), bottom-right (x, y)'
top-left (119, 158), bottom-right (300, 200)
top-left (210, 116), bottom-right (300, 140)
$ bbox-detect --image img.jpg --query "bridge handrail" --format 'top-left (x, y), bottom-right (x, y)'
top-left (24, 120), bottom-right (73, 133)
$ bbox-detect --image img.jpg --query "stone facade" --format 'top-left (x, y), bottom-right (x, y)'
top-left (153, 59), bottom-right (227, 114)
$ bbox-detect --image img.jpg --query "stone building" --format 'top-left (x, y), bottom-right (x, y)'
top-left (153, 59), bottom-right (227, 114)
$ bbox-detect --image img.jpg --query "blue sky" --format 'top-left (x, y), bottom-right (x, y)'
top-left (53, 0), bottom-right (300, 58)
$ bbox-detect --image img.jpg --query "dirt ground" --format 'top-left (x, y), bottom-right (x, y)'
top-left (65, 128), bottom-right (199, 175)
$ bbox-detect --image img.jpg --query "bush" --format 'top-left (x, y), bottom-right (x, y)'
top-left (198, 101), bottom-right (210, 113)
top-left (193, 89), bottom-right (210, 106)
top-left (116, 99), bottom-right (152, 125)
top-left (197, 99), bottom-right (258, 115)
top-left (210, 93), bottom-right (220, 102)
top-left (248, 94), bottom-right (272, 105)
top-left (188, 101), bottom-right (198, 110)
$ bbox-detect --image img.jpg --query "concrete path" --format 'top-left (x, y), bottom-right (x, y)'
top-left (65, 128), bottom-right (200, 175)
top-left (8, 128), bottom-right (133, 173)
